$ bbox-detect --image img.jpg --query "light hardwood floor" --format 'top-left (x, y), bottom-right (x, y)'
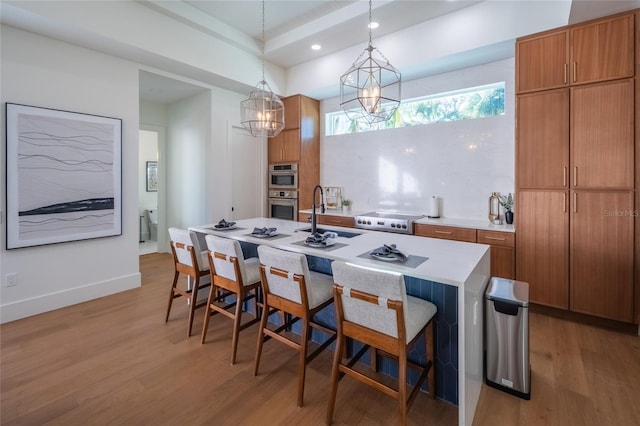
top-left (1, 253), bottom-right (639, 425)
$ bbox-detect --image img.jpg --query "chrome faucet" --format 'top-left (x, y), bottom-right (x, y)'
top-left (311, 185), bottom-right (325, 235)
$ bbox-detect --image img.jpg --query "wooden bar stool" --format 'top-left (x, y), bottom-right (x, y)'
top-left (254, 245), bottom-right (337, 407)
top-left (327, 261), bottom-right (437, 425)
top-left (166, 228), bottom-right (211, 337)
top-left (201, 235), bottom-right (262, 365)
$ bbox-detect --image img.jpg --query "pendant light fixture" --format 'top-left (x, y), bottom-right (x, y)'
top-left (241, 0), bottom-right (285, 137)
top-left (339, 0), bottom-right (401, 125)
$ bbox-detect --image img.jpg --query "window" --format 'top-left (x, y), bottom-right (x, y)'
top-left (326, 82), bottom-right (505, 136)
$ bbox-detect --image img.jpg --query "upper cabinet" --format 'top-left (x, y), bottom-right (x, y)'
top-left (570, 13), bottom-right (634, 85)
top-left (516, 12), bottom-right (635, 93)
top-left (516, 30), bottom-right (569, 93)
top-left (283, 95), bottom-right (300, 131)
top-left (268, 130), bottom-right (300, 163)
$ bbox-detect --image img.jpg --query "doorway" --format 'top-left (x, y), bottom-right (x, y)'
top-left (139, 128), bottom-right (159, 255)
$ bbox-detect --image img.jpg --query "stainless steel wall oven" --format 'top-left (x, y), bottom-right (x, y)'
top-left (268, 190), bottom-right (298, 221)
top-left (268, 163), bottom-right (297, 189)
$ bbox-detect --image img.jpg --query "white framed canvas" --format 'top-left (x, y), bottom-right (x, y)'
top-left (5, 103), bottom-right (122, 249)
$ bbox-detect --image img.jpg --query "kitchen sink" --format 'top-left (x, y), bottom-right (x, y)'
top-left (297, 227), bottom-right (361, 239)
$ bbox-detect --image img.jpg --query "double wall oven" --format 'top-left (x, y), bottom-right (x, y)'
top-left (268, 163), bottom-right (298, 221)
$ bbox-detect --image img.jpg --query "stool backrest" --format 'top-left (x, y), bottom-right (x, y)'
top-left (331, 261), bottom-right (408, 339)
top-left (258, 245), bottom-right (311, 305)
top-left (169, 227), bottom-right (206, 271)
top-left (205, 235), bottom-right (248, 283)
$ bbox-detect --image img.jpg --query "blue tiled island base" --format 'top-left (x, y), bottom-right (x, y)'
top-left (237, 243), bottom-right (459, 406)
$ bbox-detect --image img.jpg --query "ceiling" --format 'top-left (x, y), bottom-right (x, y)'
top-left (148, 0), bottom-right (483, 69)
top-left (138, 0), bottom-right (640, 104)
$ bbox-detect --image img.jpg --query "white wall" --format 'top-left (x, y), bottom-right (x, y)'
top-left (320, 58), bottom-right (515, 220)
top-left (0, 25), bottom-right (141, 323)
top-left (165, 92), bottom-right (212, 232)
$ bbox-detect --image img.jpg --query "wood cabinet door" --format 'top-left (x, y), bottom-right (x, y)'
top-left (516, 30), bottom-right (568, 93)
top-left (516, 190), bottom-right (569, 309)
top-left (489, 246), bottom-right (516, 279)
top-left (413, 224), bottom-right (477, 242)
top-left (571, 79), bottom-right (634, 189)
top-left (570, 13), bottom-right (634, 85)
top-left (284, 95), bottom-right (300, 130)
top-left (570, 191), bottom-right (634, 322)
top-left (267, 134), bottom-right (283, 163)
top-left (516, 89), bottom-right (569, 189)
top-left (281, 129), bottom-right (300, 162)
top-left (318, 214), bottom-right (354, 228)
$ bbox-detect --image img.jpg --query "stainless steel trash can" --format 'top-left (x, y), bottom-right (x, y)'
top-left (485, 277), bottom-right (530, 399)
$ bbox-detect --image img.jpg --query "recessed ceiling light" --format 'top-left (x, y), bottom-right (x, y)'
top-left (311, 44), bottom-right (321, 50)
top-left (368, 22), bottom-right (379, 29)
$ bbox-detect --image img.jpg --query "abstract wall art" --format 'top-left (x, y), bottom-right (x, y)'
top-left (5, 103), bottom-right (122, 249)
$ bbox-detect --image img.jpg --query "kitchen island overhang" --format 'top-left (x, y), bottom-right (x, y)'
top-left (190, 217), bottom-right (490, 426)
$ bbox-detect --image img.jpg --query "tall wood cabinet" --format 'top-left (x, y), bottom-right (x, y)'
top-left (267, 94), bottom-right (320, 218)
top-left (515, 9), bottom-right (638, 323)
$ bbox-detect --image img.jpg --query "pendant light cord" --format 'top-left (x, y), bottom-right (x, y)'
top-left (261, 0), bottom-right (266, 84)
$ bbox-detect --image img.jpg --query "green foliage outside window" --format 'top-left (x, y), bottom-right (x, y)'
top-left (327, 82), bottom-right (505, 135)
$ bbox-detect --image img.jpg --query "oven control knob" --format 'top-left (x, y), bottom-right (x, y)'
top-left (402, 224), bottom-right (407, 229)
top-left (391, 223), bottom-right (396, 228)
top-left (367, 220), bottom-right (371, 225)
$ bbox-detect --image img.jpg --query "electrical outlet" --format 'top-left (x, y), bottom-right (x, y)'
top-left (5, 273), bottom-right (17, 287)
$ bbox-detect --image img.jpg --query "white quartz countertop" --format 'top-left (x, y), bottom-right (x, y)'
top-left (299, 209), bottom-right (515, 232)
top-left (190, 217), bottom-right (489, 288)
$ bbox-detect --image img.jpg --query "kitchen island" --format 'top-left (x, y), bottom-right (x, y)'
top-left (191, 217), bottom-right (490, 426)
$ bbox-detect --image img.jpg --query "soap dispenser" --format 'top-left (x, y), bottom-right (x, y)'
top-left (488, 192), bottom-right (500, 223)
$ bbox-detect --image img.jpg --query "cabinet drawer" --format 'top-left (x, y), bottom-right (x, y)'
top-left (477, 230), bottom-right (515, 247)
top-left (414, 224), bottom-right (477, 242)
top-left (318, 214), bottom-right (354, 228)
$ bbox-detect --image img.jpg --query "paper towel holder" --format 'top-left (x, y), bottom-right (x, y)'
top-left (428, 195), bottom-right (440, 219)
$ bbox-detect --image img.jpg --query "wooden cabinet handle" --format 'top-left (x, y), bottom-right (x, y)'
top-left (573, 192), bottom-right (577, 213)
top-left (484, 236), bottom-right (506, 241)
top-left (563, 167), bottom-right (567, 187)
top-left (573, 62), bottom-right (577, 82)
top-left (434, 230), bottom-right (452, 235)
top-left (563, 63), bottom-right (568, 84)
top-left (573, 166), bottom-right (578, 187)
top-left (563, 193), bottom-right (567, 213)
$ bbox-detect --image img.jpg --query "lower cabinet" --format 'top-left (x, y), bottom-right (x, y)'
top-left (414, 224), bottom-right (515, 279)
top-left (413, 224), bottom-right (477, 242)
top-left (477, 230), bottom-right (516, 280)
top-left (516, 190), bottom-right (570, 309)
top-left (570, 191), bottom-right (634, 322)
top-left (297, 213), bottom-right (354, 228)
top-left (318, 214), bottom-right (354, 228)
top-left (517, 190), bottom-right (635, 322)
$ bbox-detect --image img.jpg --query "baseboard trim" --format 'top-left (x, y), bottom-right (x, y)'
top-left (0, 273), bottom-right (141, 324)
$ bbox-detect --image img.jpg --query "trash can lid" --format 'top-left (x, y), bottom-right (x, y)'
top-left (486, 277), bottom-right (529, 307)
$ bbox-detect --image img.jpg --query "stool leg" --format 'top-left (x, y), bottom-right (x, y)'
top-left (426, 320), bottom-right (435, 399)
top-left (399, 350), bottom-right (408, 426)
top-left (186, 276), bottom-right (199, 337)
top-left (253, 298), bottom-right (269, 376)
top-left (326, 331), bottom-right (344, 424)
top-left (200, 284), bottom-right (216, 344)
top-left (165, 271), bottom-right (179, 322)
top-left (231, 289), bottom-right (243, 365)
top-left (297, 321), bottom-right (310, 407)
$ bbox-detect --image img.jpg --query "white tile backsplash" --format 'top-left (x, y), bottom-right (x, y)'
top-left (320, 58), bottom-right (515, 220)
